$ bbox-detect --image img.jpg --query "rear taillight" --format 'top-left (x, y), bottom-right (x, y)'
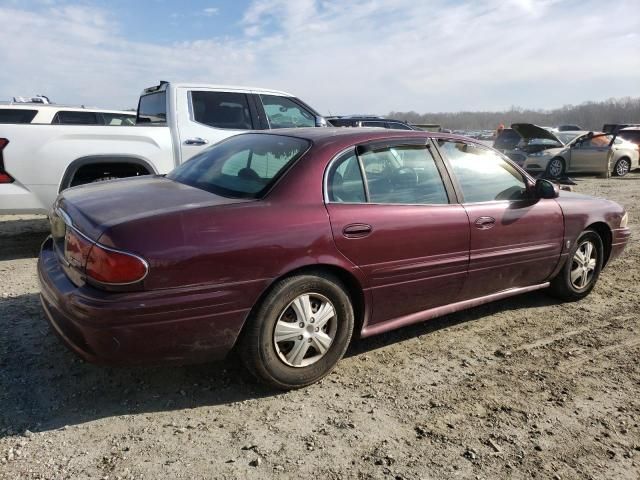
top-left (64, 227), bottom-right (148, 285)
top-left (85, 244), bottom-right (148, 284)
top-left (0, 138), bottom-right (13, 184)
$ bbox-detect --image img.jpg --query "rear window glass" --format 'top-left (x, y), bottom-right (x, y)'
top-left (102, 113), bottom-right (135, 126)
top-left (137, 91), bottom-right (167, 124)
top-left (191, 91), bottom-right (253, 130)
top-left (0, 109), bottom-right (37, 124)
top-left (619, 130), bottom-right (640, 144)
top-left (168, 134), bottom-right (310, 199)
top-left (53, 111), bottom-right (99, 125)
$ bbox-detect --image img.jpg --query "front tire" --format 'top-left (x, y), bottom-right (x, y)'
top-left (549, 230), bottom-right (603, 301)
top-left (613, 157), bottom-right (631, 177)
top-left (238, 273), bottom-right (354, 390)
top-left (545, 157), bottom-right (565, 179)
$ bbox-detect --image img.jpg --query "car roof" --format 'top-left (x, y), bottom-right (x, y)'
top-left (166, 83), bottom-right (294, 97)
top-left (242, 127), bottom-right (470, 151)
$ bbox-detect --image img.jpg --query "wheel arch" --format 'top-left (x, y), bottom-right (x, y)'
top-left (233, 263), bottom-right (367, 351)
top-left (59, 155), bottom-right (158, 192)
top-left (586, 221), bottom-right (612, 267)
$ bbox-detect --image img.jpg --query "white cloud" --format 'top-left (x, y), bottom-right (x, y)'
top-left (0, 1), bottom-right (638, 114)
top-left (203, 7), bottom-right (219, 16)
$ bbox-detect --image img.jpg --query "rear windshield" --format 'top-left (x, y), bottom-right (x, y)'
top-left (168, 134), bottom-right (310, 199)
top-left (137, 91), bottom-right (167, 124)
top-left (0, 109), bottom-right (37, 124)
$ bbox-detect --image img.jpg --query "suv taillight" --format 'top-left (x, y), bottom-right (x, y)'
top-left (64, 228), bottom-right (148, 285)
top-left (0, 138), bottom-right (13, 184)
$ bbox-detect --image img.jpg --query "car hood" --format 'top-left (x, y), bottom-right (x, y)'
top-left (56, 175), bottom-right (251, 240)
top-left (511, 123), bottom-right (562, 143)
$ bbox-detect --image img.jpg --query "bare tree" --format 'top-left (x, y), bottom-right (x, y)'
top-left (388, 97), bottom-right (640, 131)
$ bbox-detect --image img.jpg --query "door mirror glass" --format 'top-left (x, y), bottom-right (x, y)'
top-left (534, 178), bottom-right (559, 199)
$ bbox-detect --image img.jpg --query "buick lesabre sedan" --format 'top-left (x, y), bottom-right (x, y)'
top-left (38, 129), bottom-right (631, 389)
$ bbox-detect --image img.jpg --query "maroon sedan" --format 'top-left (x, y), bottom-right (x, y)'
top-left (38, 129), bottom-right (631, 389)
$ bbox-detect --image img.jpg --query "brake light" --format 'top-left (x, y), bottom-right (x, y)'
top-left (64, 229), bottom-right (93, 269)
top-left (64, 227), bottom-right (148, 285)
top-left (85, 243), bottom-right (148, 284)
top-left (0, 138), bottom-right (13, 184)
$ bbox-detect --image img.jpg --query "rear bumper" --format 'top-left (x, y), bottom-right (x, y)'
top-left (609, 227), bottom-right (631, 263)
top-left (37, 237), bottom-right (254, 366)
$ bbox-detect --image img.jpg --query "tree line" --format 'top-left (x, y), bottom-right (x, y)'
top-left (388, 97), bottom-right (640, 131)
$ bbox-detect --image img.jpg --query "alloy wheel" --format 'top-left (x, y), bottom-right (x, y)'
top-left (548, 158), bottom-right (563, 177)
top-left (570, 240), bottom-right (597, 290)
top-left (616, 159), bottom-right (630, 176)
top-left (273, 293), bottom-right (337, 368)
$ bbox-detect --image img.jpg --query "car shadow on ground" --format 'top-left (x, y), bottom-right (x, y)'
top-left (0, 217), bottom-right (49, 261)
top-left (0, 288), bottom-right (560, 437)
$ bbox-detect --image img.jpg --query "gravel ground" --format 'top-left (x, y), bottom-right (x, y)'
top-left (1, 174), bottom-right (639, 480)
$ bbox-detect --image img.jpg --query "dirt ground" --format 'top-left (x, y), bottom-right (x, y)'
top-left (1, 174), bottom-right (639, 480)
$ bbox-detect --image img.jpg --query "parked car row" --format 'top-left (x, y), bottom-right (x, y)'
top-left (493, 123), bottom-right (640, 178)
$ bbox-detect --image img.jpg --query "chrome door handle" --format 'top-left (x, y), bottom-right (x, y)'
top-left (184, 137), bottom-right (209, 146)
top-left (343, 223), bottom-right (372, 238)
top-left (474, 216), bottom-right (496, 230)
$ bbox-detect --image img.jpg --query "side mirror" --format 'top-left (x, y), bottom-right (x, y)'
top-left (316, 116), bottom-right (328, 127)
top-left (534, 178), bottom-right (559, 199)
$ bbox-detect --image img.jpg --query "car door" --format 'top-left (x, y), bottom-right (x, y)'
top-left (435, 139), bottom-right (564, 300)
top-left (324, 140), bottom-right (470, 327)
top-left (175, 87), bottom-right (257, 162)
top-left (567, 135), bottom-right (609, 172)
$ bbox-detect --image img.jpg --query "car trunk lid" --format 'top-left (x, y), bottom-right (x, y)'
top-left (53, 175), bottom-right (252, 241)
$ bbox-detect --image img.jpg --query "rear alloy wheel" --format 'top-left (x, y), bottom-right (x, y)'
top-left (239, 273), bottom-right (354, 389)
top-left (550, 230), bottom-right (603, 301)
top-left (546, 157), bottom-right (564, 178)
top-left (613, 158), bottom-right (631, 177)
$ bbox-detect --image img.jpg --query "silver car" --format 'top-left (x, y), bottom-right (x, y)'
top-left (512, 124), bottom-right (639, 177)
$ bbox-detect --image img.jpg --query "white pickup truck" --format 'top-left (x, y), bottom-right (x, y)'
top-left (0, 81), bottom-right (326, 214)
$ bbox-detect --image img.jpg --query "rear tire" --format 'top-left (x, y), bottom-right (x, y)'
top-left (545, 157), bottom-right (565, 179)
top-left (238, 273), bottom-right (354, 390)
top-left (613, 157), bottom-right (631, 177)
top-left (549, 230), bottom-right (603, 301)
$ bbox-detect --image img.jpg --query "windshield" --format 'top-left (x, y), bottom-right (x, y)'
top-left (168, 134), bottom-right (310, 199)
top-left (557, 132), bottom-right (581, 144)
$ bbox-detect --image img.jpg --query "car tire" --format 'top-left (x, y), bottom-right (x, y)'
top-left (549, 230), bottom-right (603, 301)
top-left (545, 157), bottom-right (565, 179)
top-left (613, 157), bottom-right (631, 177)
top-left (238, 273), bottom-right (354, 390)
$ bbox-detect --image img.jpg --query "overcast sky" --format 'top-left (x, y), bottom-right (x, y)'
top-left (0, 0), bottom-right (638, 115)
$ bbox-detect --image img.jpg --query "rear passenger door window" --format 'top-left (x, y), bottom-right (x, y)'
top-left (437, 140), bottom-right (527, 202)
top-left (260, 95), bottom-right (316, 129)
top-left (191, 91), bottom-right (253, 130)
